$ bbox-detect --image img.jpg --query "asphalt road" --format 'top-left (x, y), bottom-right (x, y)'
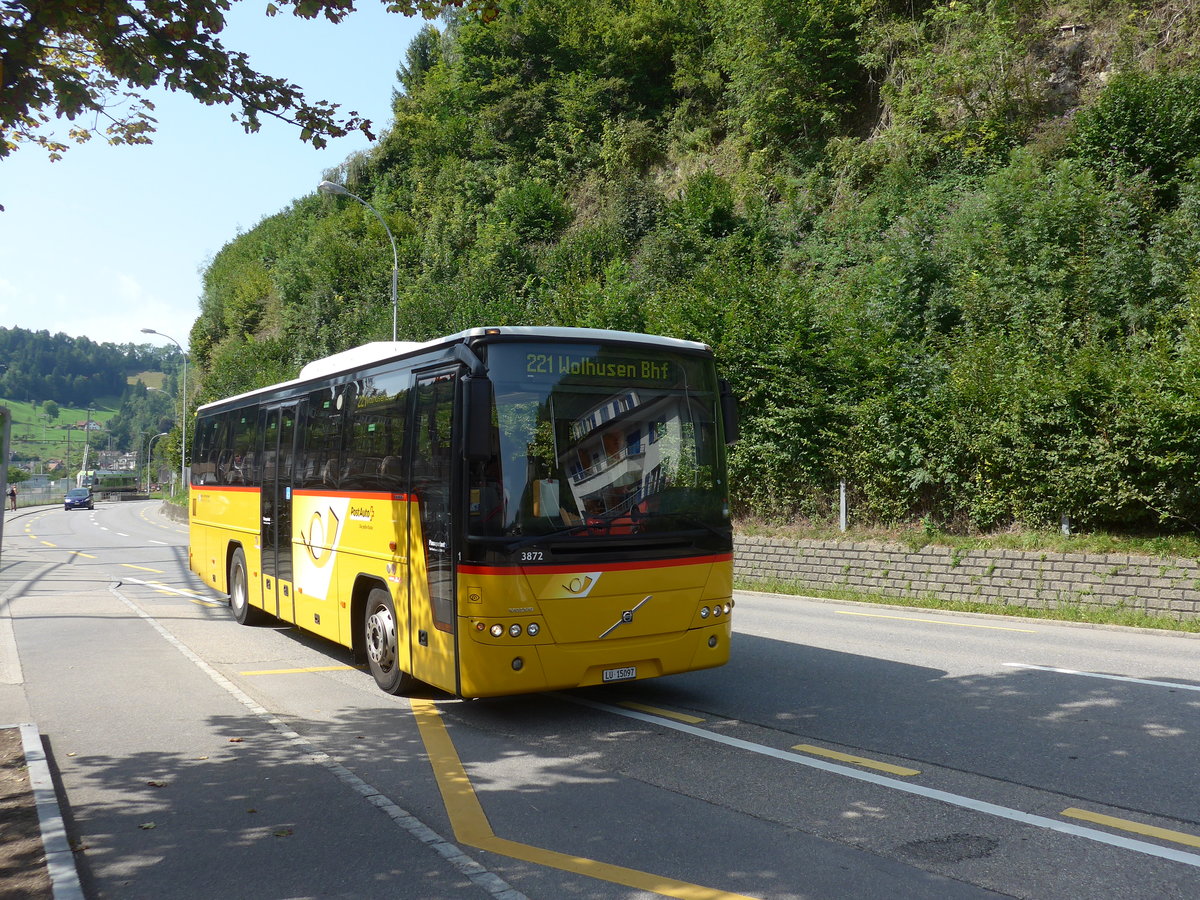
top-left (2, 499), bottom-right (1199, 899)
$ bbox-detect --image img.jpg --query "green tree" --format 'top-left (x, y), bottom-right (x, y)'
top-left (0, 0), bottom-right (482, 168)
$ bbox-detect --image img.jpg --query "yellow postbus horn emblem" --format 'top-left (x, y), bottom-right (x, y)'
top-left (300, 507), bottom-right (341, 567)
top-left (563, 573), bottom-right (600, 597)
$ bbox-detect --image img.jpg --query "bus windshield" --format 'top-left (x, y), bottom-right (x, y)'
top-left (469, 342), bottom-right (729, 544)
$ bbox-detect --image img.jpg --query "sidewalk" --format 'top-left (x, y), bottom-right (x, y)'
top-left (2, 506), bottom-right (83, 898)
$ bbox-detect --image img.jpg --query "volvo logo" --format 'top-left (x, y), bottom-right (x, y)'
top-left (599, 595), bottom-right (652, 639)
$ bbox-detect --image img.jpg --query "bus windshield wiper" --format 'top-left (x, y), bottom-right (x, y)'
top-left (480, 525), bottom-right (589, 551)
top-left (662, 512), bottom-right (730, 540)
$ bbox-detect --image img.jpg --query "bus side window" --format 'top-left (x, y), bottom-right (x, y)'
top-left (230, 413), bottom-right (258, 485)
top-left (299, 388), bottom-right (343, 490)
top-left (347, 371), bottom-right (407, 493)
top-left (191, 416), bottom-right (221, 485)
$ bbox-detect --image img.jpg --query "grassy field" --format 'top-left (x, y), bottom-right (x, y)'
top-left (1, 397), bottom-right (118, 471)
top-left (131, 370), bottom-right (165, 390)
top-left (2, 371), bottom-right (164, 469)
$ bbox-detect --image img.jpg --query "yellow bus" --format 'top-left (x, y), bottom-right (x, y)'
top-left (189, 327), bottom-right (738, 698)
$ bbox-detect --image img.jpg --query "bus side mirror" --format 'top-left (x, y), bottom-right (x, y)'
top-left (464, 375), bottom-right (494, 461)
top-left (719, 379), bottom-right (739, 445)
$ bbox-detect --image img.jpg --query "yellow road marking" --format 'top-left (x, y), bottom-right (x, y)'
top-left (836, 611), bottom-right (1036, 632)
top-left (792, 743), bottom-right (920, 776)
top-left (617, 701), bottom-right (705, 724)
top-left (156, 590), bottom-right (223, 609)
top-left (40, 541), bottom-right (56, 547)
top-left (240, 666), bottom-right (358, 676)
top-left (70, 551), bottom-right (96, 559)
top-left (412, 699), bottom-right (756, 900)
top-left (121, 564), bottom-right (163, 573)
top-left (1063, 808), bottom-right (1200, 849)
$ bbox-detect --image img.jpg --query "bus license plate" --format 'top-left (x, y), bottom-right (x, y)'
top-left (603, 666), bottom-right (637, 683)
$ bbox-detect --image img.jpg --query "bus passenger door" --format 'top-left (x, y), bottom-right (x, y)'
top-left (408, 371), bottom-right (458, 693)
top-left (260, 404), bottom-right (297, 622)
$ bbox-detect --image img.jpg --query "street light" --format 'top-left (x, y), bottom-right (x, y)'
top-left (318, 180), bottom-right (399, 343)
top-left (141, 329), bottom-right (188, 494)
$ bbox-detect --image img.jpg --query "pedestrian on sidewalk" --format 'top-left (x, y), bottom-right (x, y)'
top-left (7, 484), bottom-right (15, 511)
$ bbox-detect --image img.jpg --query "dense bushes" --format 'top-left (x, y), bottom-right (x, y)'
top-left (192, 0), bottom-right (1200, 534)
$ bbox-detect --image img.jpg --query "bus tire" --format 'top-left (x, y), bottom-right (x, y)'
top-left (364, 588), bottom-right (414, 695)
top-left (229, 548), bottom-right (266, 626)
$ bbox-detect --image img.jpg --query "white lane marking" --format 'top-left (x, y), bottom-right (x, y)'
top-left (116, 532), bottom-right (130, 537)
top-left (121, 577), bottom-right (225, 606)
top-left (565, 696), bottom-right (1200, 868)
top-left (1004, 663), bottom-right (1200, 693)
top-left (149, 540), bottom-right (167, 545)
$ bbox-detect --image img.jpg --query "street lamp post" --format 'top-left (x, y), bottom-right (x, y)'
top-left (141, 329), bottom-right (188, 494)
top-left (318, 180), bottom-right (399, 343)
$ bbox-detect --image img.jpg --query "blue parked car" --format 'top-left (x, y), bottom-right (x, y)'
top-left (64, 488), bottom-right (94, 511)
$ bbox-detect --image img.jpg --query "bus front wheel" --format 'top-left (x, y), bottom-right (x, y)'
top-left (365, 588), bottom-right (414, 695)
top-left (229, 548), bottom-right (266, 626)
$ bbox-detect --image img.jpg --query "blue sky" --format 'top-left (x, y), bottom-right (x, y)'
top-left (0, 3), bottom-right (429, 349)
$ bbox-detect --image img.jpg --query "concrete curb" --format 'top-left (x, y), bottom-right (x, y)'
top-left (158, 500), bottom-right (187, 523)
top-left (5, 722), bottom-right (84, 900)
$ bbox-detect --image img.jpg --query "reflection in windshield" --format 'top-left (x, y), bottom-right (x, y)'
top-left (469, 344), bottom-right (728, 541)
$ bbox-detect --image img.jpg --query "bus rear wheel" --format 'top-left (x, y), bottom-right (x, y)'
top-left (364, 588), bottom-right (414, 695)
top-left (229, 548), bottom-right (267, 626)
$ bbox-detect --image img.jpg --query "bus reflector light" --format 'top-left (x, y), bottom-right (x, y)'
top-left (708, 636), bottom-right (718, 648)
top-left (476, 622), bottom-right (485, 632)
top-left (509, 623), bottom-right (522, 637)
top-left (490, 624), bottom-right (504, 637)
top-left (723, 603), bottom-right (731, 614)
top-left (699, 607), bottom-right (710, 618)
top-left (527, 623), bottom-right (540, 637)
top-left (512, 657), bottom-right (524, 671)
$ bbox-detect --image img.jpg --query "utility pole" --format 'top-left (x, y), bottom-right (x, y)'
top-left (82, 406), bottom-right (93, 474)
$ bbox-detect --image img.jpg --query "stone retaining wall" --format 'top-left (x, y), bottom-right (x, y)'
top-left (734, 536), bottom-right (1200, 620)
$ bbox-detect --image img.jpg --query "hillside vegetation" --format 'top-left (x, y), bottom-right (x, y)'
top-left (0, 327), bottom-right (181, 465)
top-left (190, 0), bottom-right (1200, 535)
top-left (0, 326), bottom-right (174, 407)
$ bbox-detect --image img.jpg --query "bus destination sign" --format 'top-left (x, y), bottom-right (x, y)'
top-left (525, 351), bottom-right (675, 383)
